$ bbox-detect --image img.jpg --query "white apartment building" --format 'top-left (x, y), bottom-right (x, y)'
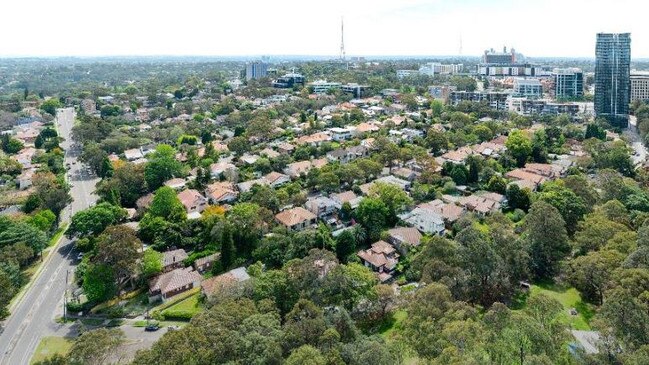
top-left (631, 71), bottom-right (649, 102)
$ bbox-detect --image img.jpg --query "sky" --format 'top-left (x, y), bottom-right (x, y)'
top-left (1, 0), bottom-right (647, 58)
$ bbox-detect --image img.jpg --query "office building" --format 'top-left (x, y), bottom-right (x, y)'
top-left (483, 47), bottom-right (516, 64)
top-left (553, 68), bottom-right (584, 99)
top-left (418, 63), bottom-right (464, 76)
top-left (396, 70), bottom-right (419, 79)
top-left (595, 33), bottom-right (631, 128)
top-left (245, 62), bottom-right (268, 81)
top-left (272, 73), bottom-right (305, 89)
top-left (631, 71), bottom-right (649, 102)
top-left (309, 80), bottom-right (342, 94)
top-left (449, 91), bottom-right (510, 110)
top-left (478, 63), bottom-right (544, 77)
top-left (513, 78), bottom-right (543, 99)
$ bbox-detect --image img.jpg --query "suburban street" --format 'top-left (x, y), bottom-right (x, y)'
top-left (0, 108), bottom-right (100, 364)
top-left (626, 115), bottom-right (648, 166)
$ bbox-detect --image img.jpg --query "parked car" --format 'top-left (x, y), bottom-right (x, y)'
top-left (145, 323), bottom-right (160, 332)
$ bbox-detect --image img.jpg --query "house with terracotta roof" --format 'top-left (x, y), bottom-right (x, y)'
top-left (275, 207), bottom-right (317, 231)
top-left (357, 240), bottom-right (400, 282)
top-left (200, 267), bottom-right (250, 297)
top-left (331, 191), bottom-right (362, 209)
top-left (205, 182), bottom-right (238, 204)
top-left (149, 268), bottom-right (202, 301)
top-left (387, 227), bottom-right (423, 254)
top-left (161, 249), bottom-right (188, 273)
top-left (505, 169), bottom-right (547, 190)
top-left (296, 132), bottom-right (331, 146)
top-left (177, 189), bottom-right (208, 215)
top-left (193, 253), bottom-right (220, 273)
top-left (164, 178), bottom-right (186, 191)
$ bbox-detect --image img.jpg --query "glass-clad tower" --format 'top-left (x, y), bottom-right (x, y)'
top-left (595, 33), bottom-right (631, 128)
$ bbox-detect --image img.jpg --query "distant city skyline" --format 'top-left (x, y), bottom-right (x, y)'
top-left (2, 0), bottom-right (647, 58)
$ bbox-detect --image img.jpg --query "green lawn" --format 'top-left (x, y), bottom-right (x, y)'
top-left (379, 309), bottom-right (407, 339)
top-left (30, 336), bottom-right (73, 364)
top-left (517, 282), bottom-right (595, 330)
top-left (160, 292), bottom-right (202, 320)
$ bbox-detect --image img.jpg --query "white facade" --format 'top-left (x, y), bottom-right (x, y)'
top-left (419, 63), bottom-right (463, 76)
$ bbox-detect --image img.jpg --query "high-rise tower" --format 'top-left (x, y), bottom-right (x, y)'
top-left (340, 17), bottom-right (346, 61)
top-left (595, 33), bottom-right (631, 128)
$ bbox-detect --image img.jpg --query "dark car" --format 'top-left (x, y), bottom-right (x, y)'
top-left (144, 323), bottom-right (160, 332)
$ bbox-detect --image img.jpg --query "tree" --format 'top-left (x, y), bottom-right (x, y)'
top-left (28, 209), bottom-right (56, 232)
top-left (537, 184), bottom-right (588, 235)
top-left (141, 249), bottom-right (163, 278)
top-left (567, 250), bottom-right (625, 305)
top-left (0, 220), bottom-right (48, 254)
top-left (487, 176), bottom-right (507, 194)
top-left (285, 345), bottom-right (326, 365)
top-left (525, 201), bottom-right (569, 279)
top-left (148, 186), bottom-right (186, 222)
top-left (68, 328), bottom-right (125, 365)
top-left (67, 203), bottom-right (127, 238)
top-left (227, 136), bottom-right (250, 156)
top-left (506, 130), bottom-right (532, 167)
top-left (335, 229), bottom-right (356, 262)
top-left (426, 128), bottom-right (449, 154)
top-left (283, 299), bottom-right (327, 351)
top-left (40, 98), bottom-right (62, 115)
top-left (354, 198), bottom-right (389, 242)
top-left (2, 138), bottom-right (23, 154)
top-left (144, 144), bottom-right (183, 190)
top-left (0, 269), bottom-right (16, 318)
top-left (219, 224), bottom-right (235, 271)
top-left (95, 162), bottom-right (146, 207)
top-left (368, 182), bottom-right (413, 225)
top-left (82, 264), bottom-right (116, 303)
top-left (93, 226), bottom-right (142, 287)
top-left (506, 184), bottom-right (531, 211)
top-left (32, 172), bottom-right (71, 216)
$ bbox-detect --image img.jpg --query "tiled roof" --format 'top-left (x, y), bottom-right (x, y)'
top-left (163, 249), bottom-right (188, 267)
top-left (388, 227), bottom-right (422, 246)
top-left (150, 268), bottom-right (201, 295)
top-left (275, 207), bottom-right (317, 227)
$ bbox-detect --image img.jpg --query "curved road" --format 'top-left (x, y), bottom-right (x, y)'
top-left (0, 108), bottom-right (99, 364)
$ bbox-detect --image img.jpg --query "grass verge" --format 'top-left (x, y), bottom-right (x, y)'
top-left (30, 336), bottom-right (73, 364)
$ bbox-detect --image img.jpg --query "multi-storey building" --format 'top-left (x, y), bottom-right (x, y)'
top-left (418, 63), bottom-right (463, 76)
top-left (595, 33), bottom-right (631, 128)
top-left (513, 78), bottom-right (543, 99)
top-left (631, 71), bottom-right (649, 102)
top-left (449, 91), bottom-right (510, 110)
top-left (553, 68), bottom-right (584, 99)
top-left (245, 62), bottom-right (268, 81)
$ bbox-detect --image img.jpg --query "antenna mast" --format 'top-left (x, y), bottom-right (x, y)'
top-left (340, 17), bottom-right (346, 61)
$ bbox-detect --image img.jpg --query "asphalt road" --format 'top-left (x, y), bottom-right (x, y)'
top-left (627, 116), bottom-right (648, 166)
top-left (0, 108), bottom-right (100, 364)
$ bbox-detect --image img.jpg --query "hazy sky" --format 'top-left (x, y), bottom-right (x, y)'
top-left (1, 0), bottom-right (646, 58)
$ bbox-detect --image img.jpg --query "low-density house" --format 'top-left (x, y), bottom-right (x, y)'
top-left (162, 249), bottom-right (188, 273)
top-left (260, 148), bottom-right (280, 159)
top-left (177, 189), bottom-right (208, 215)
top-left (210, 161), bottom-right (237, 180)
top-left (305, 196), bottom-right (337, 218)
top-left (387, 227), bottom-right (423, 255)
top-left (193, 253), bottom-right (220, 273)
top-left (399, 206), bottom-right (445, 236)
top-left (275, 207), bottom-right (317, 231)
top-left (425, 199), bottom-right (465, 225)
top-left (17, 169), bottom-right (34, 190)
top-left (236, 171), bottom-right (290, 193)
top-left (439, 147), bottom-right (474, 164)
top-left (277, 142), bottom-right (295, 154)
top-left (331, 191), bottom-right (362, 209)
top-left (329, 127), bottom-right (354, 141)
top-left (164, 178), bottom-right (186, 191)
top-left (505, 169), bottom-right (547, 190)
top-left (239, 154), bottom-right (260, 165)
top-left (392, 167), bottom-right (418, 181)
top-left (124, 148), bottom-right (144, 161)
top-left (375, 175), bottom-right (412, 191)
top-left (200, 267), bottom-right (251, 297)
top-left (353, 122), bottom-right (381, 136)
top-left (205, 182), bottom-right (238, 204)
top-left (327, 146), bottom-right (369, 164)
top-left (357, 240), bottom-right (400, 283)
top-left (296, 132), bottom-right (331, 146)
top-left (149, 268), bottom-right (202, 302)
top-left (456, 192), bottom-right (505, 215)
